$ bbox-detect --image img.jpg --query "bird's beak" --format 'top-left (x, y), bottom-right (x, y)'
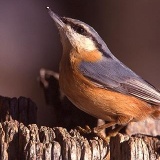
top-left (47, 7), bottom-right (65, 28)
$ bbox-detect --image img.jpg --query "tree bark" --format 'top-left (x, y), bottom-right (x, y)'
top-left (110, 133), bottom-right (160, 160)
top-left (0, 121), bottom-right (109, 160)
top-left (0, 121), bottom-right (160, 160)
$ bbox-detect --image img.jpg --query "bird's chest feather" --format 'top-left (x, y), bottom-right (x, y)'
top-left (59, 49), bottom-right (109, 117)
top-left (59, 54), bottom-right (94, 107)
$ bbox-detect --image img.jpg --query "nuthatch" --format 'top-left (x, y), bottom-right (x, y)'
top-left (47, 8), bottom-right (160, 140)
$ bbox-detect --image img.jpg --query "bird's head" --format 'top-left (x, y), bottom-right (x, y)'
top-left (47, 8), bottom-right (112, 59)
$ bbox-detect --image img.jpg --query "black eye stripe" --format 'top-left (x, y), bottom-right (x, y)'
top-left (61, 17), bottom-right (88, 35)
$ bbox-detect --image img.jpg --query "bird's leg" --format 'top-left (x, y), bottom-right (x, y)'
top-left (92, 121), bottom-right (117, 143)
top-left (105, 115), bottom-right (132, 137)
top-left (106, 125), bottom-right (124, 137)
top-left (93, 121), bottom-right (116, 133)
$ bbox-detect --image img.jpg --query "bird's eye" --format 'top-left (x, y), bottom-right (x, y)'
top-left (75, 26), bottom-right (85, 34)
top-left (72, 25), bottom-right (85, 35)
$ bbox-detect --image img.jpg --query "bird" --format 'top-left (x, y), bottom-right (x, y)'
top-left (47, 7), bottom-right (160, 141)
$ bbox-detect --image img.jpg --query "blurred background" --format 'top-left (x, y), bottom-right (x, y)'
top-left (0, 0), bottom-right (160, 126)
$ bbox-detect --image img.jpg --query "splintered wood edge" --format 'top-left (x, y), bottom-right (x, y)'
top-left (0, 121), bottom-right (109, 160)
top-left (0, 120), bottom-right (159, 160)
top-left (110, 133), bottom-right (160, 160)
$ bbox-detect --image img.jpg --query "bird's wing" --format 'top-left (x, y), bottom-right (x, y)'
top-left (79, 56), bottom-right (160, 105)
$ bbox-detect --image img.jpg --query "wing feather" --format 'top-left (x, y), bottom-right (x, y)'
top-left (79, 56), bottom-right (160, 105)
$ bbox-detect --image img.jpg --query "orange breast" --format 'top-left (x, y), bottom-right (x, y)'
top-left (59, 49), bottom-right (155, 124)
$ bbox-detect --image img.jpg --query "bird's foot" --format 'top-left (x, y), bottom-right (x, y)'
top-left (77, 125), bottom-right (110, 143)
top-left (76, 123), bottom-right (123, 144)
top-left (77, 125), bottom-right (92, 134)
